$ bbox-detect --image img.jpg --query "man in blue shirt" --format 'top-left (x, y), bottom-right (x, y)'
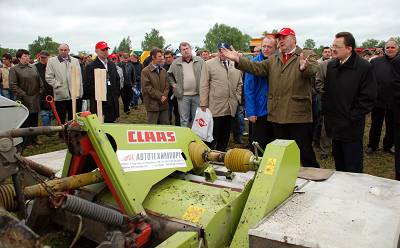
top-left (244, 36), bottom-right (276, 151)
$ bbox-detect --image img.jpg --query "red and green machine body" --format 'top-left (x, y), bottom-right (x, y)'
top-left (60, 113), bottom-right (300, 247)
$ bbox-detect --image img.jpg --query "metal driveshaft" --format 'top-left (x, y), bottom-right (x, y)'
top-left (0, 126), bottom-right (64, 139)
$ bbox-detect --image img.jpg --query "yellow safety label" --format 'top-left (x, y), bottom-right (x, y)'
top-left (182, 205), bottom-right (205, 223)
top-left (264, 158), bottom-right (277, 175)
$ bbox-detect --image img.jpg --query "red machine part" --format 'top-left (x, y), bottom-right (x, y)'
top-left (46, 95), bottom-right (62, 125)
top-left (67, 135), bottom-right (128, 214)
top-left (126, 222), bottom-right (152, 247)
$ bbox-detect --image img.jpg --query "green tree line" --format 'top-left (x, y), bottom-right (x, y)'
top-left (1, 26), bottom-right (399, 58)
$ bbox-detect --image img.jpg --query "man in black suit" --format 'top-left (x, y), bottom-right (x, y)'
top-left (392, 50), bottom-right (400, 180)
top-left (84, 41), bottom-right (120, 123)
top-left (322, 32), bottom-right (377, 173)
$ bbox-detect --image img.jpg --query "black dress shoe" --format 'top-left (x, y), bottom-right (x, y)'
top-left (365, 147), bottom-right (376, 155)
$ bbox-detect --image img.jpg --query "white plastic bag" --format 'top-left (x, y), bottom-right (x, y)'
top-left (192, 107), bottom-right (214, 142)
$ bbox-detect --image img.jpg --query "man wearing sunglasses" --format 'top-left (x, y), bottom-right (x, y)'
top-left (84, 41), bottom-right (121, 123)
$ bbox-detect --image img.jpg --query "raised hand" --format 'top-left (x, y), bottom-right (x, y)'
top-left (221, 46), bottom-right (241, 63)
top-left (299, 53), bottom-right (310, 71)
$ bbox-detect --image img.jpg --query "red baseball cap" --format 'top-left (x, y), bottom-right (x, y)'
top-left (95, 41), bottom-right (110, 50)
top-left (275, 27), bottom-right (296, 38)
top-left (108, 53), bottom-right (118, 59)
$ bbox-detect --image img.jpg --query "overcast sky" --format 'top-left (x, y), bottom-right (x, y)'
top-left (1, 0), bottom-right (399, 54)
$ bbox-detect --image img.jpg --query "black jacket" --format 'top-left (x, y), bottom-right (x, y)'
top-left (35, 62), bottom-right (53, 110)
top-left (118, 62), bottom-right (135, 87)
top-left (322, 52), bottom-right (377, 142)
top-left (130, 61), bottom-right (143, 85)
top-left (84, 57), bottom-right (120, 123)
top-left (370, 54), bottom-right (399, 108)
top-left (392, 56), bottom-right (400, 123)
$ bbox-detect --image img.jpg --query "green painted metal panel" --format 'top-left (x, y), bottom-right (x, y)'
top-left (61, 151), bottom-right (72, 177)
top-left (229, 140), bottom-right (300, 248)
top-left (143, 178), bottom-right (242, 227)
top-left (156, 231), bottom-right (198, 248)
top-left (97, 176), bottom-right (252, 247)
top-left (143, 178), bottom-right (253, 248)
top-left (67, 114), bottom-right (206, 216)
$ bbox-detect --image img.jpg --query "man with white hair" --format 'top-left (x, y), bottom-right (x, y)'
top-left (221, 27), bottom-right (320, 167)
top-left (46, 43), bottom-right (83, 123)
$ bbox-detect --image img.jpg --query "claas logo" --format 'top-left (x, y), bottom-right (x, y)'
top-left (195, 118), bottom-right (207, 127)
top-left (127, 130), bottom-right (176, 143)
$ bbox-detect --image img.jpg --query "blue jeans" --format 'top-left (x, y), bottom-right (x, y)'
top-left (237, 105), bottom-right (245, 135)
top-left (130, 83), bottom-right (142, 107)
top-left (177, 95), bottom-right (199, 127)
top-left (40, 110), bottom-right (52, 126)
top-left (0, 89), bottom-right (15, 100)
top-left (232, 105), bottom-right (245, 140)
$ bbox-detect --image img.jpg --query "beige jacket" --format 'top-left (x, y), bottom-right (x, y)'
top-left (315, 59), bottom-right (330, 94)
top-left (200, 57), bottom-right (242, 117)
top-left (0, 66), bottom-right (11, 89)
top-left (45, 55), bottom-right (83, 101)
top-left (168, 56), bottom-right (204, 99)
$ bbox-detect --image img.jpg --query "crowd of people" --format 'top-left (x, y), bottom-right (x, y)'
top-left (1, 27), bottom-right (399, 180)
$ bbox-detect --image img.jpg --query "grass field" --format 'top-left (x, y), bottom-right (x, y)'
top-left (22, 103), bottom-right (396, 180)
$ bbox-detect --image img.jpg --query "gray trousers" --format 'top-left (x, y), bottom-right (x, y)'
top-left (147, 110), bottom-right (169, 125)
top-left (177, 95), bottom-right (199, 127)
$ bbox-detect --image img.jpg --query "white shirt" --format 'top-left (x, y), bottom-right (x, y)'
top-left (100, 58), bottom-right (108, 71)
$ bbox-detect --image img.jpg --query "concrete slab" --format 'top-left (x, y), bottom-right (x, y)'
top-left (27, 149), bottom-right (67, 175)
top-left (249, 172), bottom-right (400, 248)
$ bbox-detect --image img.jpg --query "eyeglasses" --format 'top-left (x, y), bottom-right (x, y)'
top-left (330, 45), bottom-right (345, 49)
top-left (101, 48), bottom-right (109, 52)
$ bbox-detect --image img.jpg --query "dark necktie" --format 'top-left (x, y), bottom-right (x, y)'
top-left (223, 60), bottom-right (229, 72)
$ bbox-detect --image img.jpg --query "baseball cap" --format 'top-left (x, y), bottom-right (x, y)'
top-left (108, 54), bottom-right (118, 60)
top-left (275, 27), bottom-right (296, 38)
top-left (217, 42), bottom-right (231, 50)
top-left (95, 41), bottom-right (110, 50)
top-left (39, 50), bottom-right (50, 57)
